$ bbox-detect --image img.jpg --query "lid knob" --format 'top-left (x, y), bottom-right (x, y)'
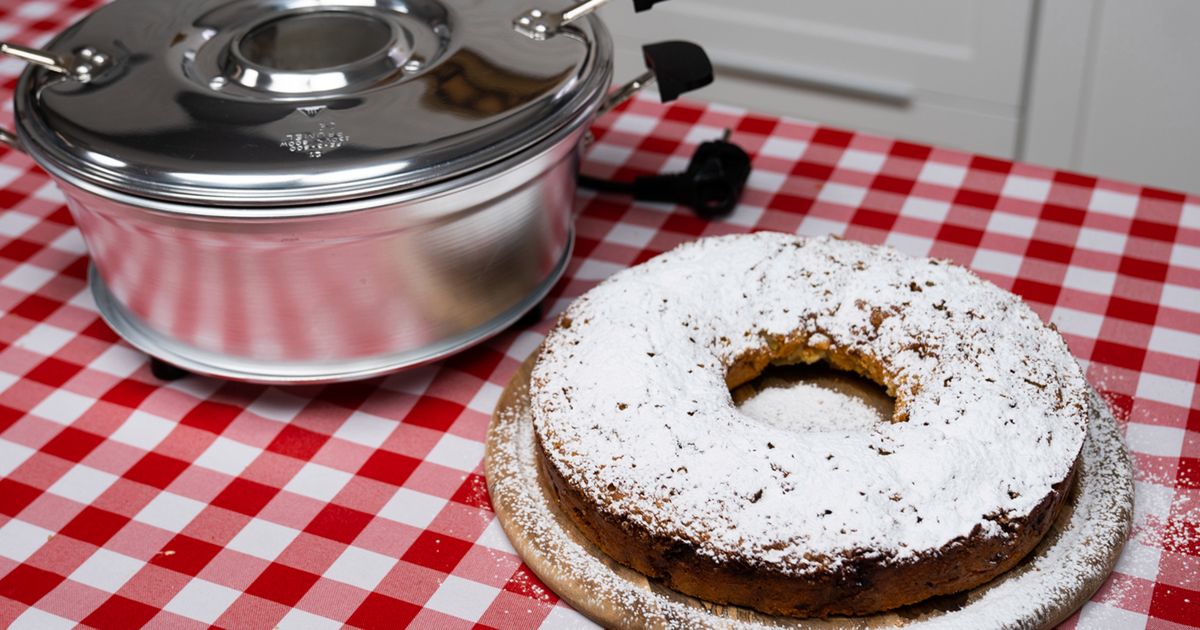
top-left (224, 9), bottom-right (410, 94)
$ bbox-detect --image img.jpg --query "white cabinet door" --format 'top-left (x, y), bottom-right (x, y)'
top-left (600, 0), bottom-right (1034, 156)
top-left (1023, 0), bottom-right (1200, 194)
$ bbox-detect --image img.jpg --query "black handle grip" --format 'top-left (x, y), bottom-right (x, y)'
top-left (642, 40), bottom-right (713, 102)
top-left (633, 0), bottom-right (670, 11)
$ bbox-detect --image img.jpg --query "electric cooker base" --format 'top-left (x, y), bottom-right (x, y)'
top-left (88, 235), bottom-right (572, 384)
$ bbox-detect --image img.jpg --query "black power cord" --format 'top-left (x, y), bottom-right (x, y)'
top-left (579, 131), bottom-right (752, 219)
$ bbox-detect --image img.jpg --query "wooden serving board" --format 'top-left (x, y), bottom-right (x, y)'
top-left (484, 351), bottom-right (1133, 629)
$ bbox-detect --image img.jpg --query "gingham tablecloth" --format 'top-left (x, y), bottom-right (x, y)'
top-left (2, 3), bottom-right (1199, 629)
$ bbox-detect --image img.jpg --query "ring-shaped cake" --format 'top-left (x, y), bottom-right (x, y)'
top-left (531, 233), bottom-right (1089, 617)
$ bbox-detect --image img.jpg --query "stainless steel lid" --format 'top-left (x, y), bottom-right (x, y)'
top-left (15, 0), bottom-right (612, 206)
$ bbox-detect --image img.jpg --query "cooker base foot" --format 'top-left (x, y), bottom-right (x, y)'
top-left (150, 357), bottom-right (191, 381)
top-left (516, 301), bottom-right (544, 328)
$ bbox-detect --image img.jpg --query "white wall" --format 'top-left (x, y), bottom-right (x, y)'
top-left (606, 0), bottom-right (1200, 194)
top-left (602, 0), bottom-right (1033, 157)
top-left (1024, 0), bottom-right (1200, 194)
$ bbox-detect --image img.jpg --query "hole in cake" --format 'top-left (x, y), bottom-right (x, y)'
top-left (733, 362), bottom-right (894, 434)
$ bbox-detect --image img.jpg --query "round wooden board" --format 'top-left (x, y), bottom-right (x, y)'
top-left (485, 351), bottom-right (1134, 629)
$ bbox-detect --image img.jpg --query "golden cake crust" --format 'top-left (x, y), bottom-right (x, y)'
top-left (537, 431), bottom-right (1078, 617)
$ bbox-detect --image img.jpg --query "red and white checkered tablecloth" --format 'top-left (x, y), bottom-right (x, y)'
top-left (2, 2), bottom-right (1199, 629)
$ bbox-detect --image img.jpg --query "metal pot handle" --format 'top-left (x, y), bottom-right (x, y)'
top-left (515, 0), bottom-right (670, 40)
top-left (511, 1), bottom-right (708, 112)
top-left (0, 42), bottom-right (112, 151)
top-left (598, 40), bottom-right (713, 115)
top-left (0, 129), bottom-right (20, 151)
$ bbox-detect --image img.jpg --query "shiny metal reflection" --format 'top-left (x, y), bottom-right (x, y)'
top-left (14, 0), bottom-right (612, 205)
top-left (55, 126), bottom-right (583, 383)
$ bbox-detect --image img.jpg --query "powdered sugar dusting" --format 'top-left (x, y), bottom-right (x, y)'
top-left (486, 379), bottom-right (1132, 628)
top-left (1130, 487), bottom-right (1200, 556)
top-left (912, 388), bottom-right (1132, 629)
top-left (532, 233), bottom-right (1090, 574)
top-left (739, 382), bottom-right (881, 434)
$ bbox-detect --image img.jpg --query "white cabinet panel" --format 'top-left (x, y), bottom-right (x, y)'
top-left (1023, 0), bottom-right (1200, 194)
top-left (1074, 1), bottom-right (1200, 193)
top-left (600, 0), bottom-right (1034, 155)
